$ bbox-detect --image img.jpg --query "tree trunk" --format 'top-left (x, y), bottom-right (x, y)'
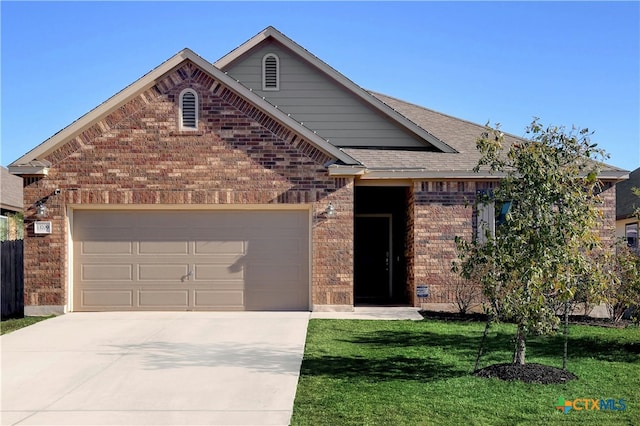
top-left (474, 316), bottom-right (492, 371)
top-left (563, 301), bottom-right (569, 370)
top-left (513, 324), bottom-right (526, 365)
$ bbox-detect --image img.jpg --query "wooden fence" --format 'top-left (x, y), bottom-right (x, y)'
top-left (1, 240), bottom-right (24, 319)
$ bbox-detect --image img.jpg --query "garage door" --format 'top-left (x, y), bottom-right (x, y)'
top-left (72, 210), bottom-right (309, 311)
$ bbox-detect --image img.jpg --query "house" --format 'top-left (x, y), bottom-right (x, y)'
top-left (1, 166), bottom-right (23, 241)
top-left (8, 26), bottom-right (628, 314)
top-left (616, 166), bottom-right (640, 251)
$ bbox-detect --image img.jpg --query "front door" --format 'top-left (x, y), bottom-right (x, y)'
top-left (354, 215), bottom-right (392, 304)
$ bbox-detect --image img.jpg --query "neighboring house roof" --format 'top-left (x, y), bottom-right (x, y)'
top-left (9, 48), bottom-right (359, 173)
top-left (0, 166), bottom-right (23, 211)
top-left (616, 167), bottom-right (640, 219)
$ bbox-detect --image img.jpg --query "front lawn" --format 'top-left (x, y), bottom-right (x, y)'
top-left (0, 316), bottom-right (54, 335)
top-left (292, 319), bottom-right (640, 425)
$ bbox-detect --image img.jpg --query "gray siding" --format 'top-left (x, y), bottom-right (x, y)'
top-left (222, 40), bottom-right (428, 149)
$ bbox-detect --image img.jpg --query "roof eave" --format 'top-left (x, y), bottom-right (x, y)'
top-left (8, 165), bottom-right (50, 177)
top-left (327, 165), bottom-right (367, 177)
top-left (342, 168), bottom-right (631, 181)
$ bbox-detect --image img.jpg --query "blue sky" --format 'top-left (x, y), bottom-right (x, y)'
top-left (2, 1), bottom-right (639, 171)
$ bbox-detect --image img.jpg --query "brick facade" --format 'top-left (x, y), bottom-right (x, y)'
top-left (410, 180), bottom-right (477, 305)
top-left (408, 179), bottom-right (618, 308)
top-left (19, 58), bottom-right (621, 312)
top-left (22, 61), bottom-right (353, 309)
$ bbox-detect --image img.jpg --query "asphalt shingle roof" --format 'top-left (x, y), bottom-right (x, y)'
top-left (616, 167), bottom-right (640, 219)
top-left (352, 91), bottom-right (628, 178)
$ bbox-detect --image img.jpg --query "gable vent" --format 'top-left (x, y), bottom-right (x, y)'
top-left (180, 89), bottom-right (198, 130)
top-left (262, 54), bottom-right (279, 91)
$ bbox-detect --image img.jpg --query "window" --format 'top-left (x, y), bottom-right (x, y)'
top-left (626, 223), bottom-right (638, 249)
top-left (262, 53), bottom-right (279, 91)
top-left (476, 201), bottom-right (495, 244)
top-left (475, 189), bottom-right (495, 243)
top-left (179, 89), bottom-right (198, 130)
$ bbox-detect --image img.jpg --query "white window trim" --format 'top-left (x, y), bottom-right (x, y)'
top-left (179, 88), bottom-right (198, 131)
top-left (262, 53), bottom-right (280, 91)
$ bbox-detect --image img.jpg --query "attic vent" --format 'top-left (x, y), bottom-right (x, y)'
top-left (262, 54), bottom-right (279, 91)
top-left (180, 89), bottom-right (198, 130)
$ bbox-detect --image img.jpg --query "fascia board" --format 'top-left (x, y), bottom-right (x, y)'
top-left (215, 27), bottom-right (458, 154)
top-left (327, 165), bottom-right (366, 176)
top-left (359, 170), bottom-right (505, 180)
top-left (358, 169), bottom-right (630, 181)
top-left (8, 165), bottom-right (49, 176)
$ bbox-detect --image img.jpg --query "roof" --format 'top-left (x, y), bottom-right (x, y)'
top-left (8, 26), bottom-right (630, 182)
top-left (331, 92), bottom-right (627, 180)
top-left (616, 167), bottom-right (640, 219)
top-left (9, 47), bottom-right (359, 173)
top-left (0, 166), bottom-right (23, 211)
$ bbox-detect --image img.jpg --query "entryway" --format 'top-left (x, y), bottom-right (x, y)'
top-left (354, 186), bottom-right (409, 305)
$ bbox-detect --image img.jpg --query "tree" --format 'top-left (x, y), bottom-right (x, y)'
top-left (454, 119), bottom-right (610, 365)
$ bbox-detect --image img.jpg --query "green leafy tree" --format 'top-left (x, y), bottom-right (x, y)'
top-left (454, 119), bottom-right (611, 365)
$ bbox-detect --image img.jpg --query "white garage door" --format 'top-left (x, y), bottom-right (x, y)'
top-left (72, 210), bottom-right (309, 311)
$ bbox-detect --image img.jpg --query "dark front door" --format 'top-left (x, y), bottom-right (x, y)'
top-left (354, 215), bottom-right (392, 304)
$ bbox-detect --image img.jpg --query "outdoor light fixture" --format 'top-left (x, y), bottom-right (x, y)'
top-left (325, 202), bottom-right (336, 217)
top-left (35, 202), bottom-right (48, 219)
top-left (33, 189), bottom-right (60, 220)
top-left (314, 202), bottom-right (336, 223)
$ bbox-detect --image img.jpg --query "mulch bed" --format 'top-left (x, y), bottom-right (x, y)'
top-left (474, 363), bottom-right (577, 384)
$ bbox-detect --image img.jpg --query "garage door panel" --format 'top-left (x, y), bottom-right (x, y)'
top-left (81, 241), bottom-right (133, 255)
top-left (138, 241), bottom-right (189, 255)
top-left (73, 210), bottom-right (309, 311)
top-left (195, 264), bottom-right (243, 280)
top-left (249, 264), bottom-right (302, 281)
top-left (246, 289), bottom-right (307, 311)
top-left (138, 264), bottom-right (190, 281)
top-left (249, 239), bottom-right (302, 259)
top-left (82, 264), bottom-right (133, 281)
top-left (139, 290), bottom-right (189, 307)
top-left (194, 240), bottom-right (245, 255)
top-left (194, 290), bottom-right (244, 308)
top-left (82, 290), bottom-right (133, 307)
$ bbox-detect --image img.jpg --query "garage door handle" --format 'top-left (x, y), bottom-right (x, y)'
top-left (181, 270), bottom-right (193, 282)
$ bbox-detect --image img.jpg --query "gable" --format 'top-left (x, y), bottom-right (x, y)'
top-left (216, 27), bottom-right (456, 153)
top-left (21, 60), bottom-right (353, 207)
top-left (9, 49), bottom-right (358, 175)
top-left (221, 39), bottom-right (431, 150)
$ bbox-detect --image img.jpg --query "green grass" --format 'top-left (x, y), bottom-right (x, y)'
top-left (0, 316), bottom-right (54, 335)
top-left (291, 319), bottom-right (640, 426)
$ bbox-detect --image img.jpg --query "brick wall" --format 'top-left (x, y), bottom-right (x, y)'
top-left (22, 60), bottom-right (353, 308)
top-left (409, 179), bottom-right (618, 308)
top-left (410, 180), bottom-right (492, 306)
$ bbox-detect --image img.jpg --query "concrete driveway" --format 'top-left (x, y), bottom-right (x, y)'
top-left (1, 312), bottom-right (310, 426)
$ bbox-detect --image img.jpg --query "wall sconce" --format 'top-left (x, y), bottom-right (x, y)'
top-left (33, 189), bottom-right (60, 219)
top-left (35, 201), bottom-right (48, 219)
top-left (314, 202), bottom-right (336, 222)
top-left (325, 202), bottom-right (336, 217)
